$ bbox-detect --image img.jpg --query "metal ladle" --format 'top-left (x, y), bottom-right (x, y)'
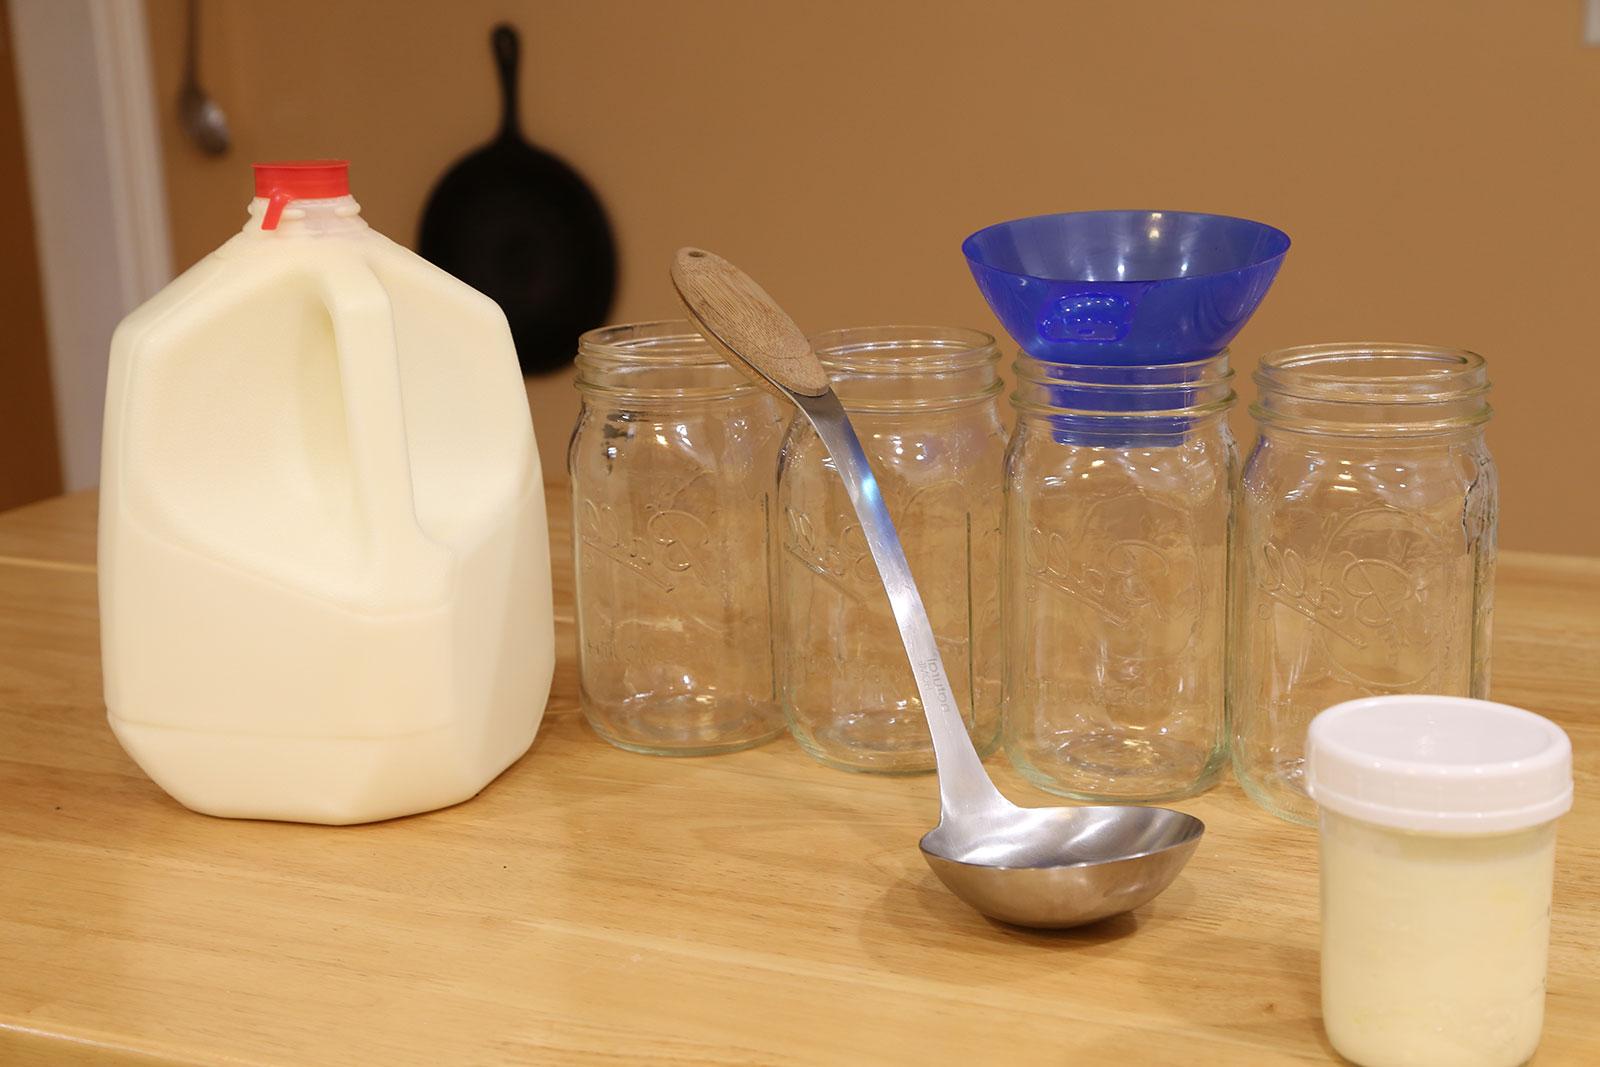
top-left (671, 248), bottom-right (1204, 928)
top-left (179, 0), bottom-right (230, 156)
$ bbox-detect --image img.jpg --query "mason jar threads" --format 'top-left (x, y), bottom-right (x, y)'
top-left (777, 326), bottom-right (1005, 773)
top-left (1003, 353), bottom-right (1235, 801)
top-left (570, 321), bottom-right (788, 755)
top-left (1231, 344), bottom-right (1497, 823)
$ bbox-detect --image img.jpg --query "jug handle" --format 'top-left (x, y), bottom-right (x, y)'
top-left (314, 258), bottom-right (447, 585)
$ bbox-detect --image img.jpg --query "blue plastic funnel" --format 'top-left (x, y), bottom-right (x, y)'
top-left (962, 211), bottom-right (1289, 364)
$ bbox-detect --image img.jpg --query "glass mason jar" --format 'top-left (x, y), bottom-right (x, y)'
top-left (1004, 353), bottom-right (1236, 801)
top-left (1231, 344), bottom-right (1497, 823)
top-left (777, 326), bottom-right (1005, 773)
top-left (569, 321), bottom-right (788, 755)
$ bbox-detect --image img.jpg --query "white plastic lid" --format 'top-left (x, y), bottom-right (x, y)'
top-left (1306, 695), bottom-right (1573, 834)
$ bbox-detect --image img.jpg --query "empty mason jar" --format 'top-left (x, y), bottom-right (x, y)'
top-left (777, 326), bottom-right (1005, 773)
top-left (1231, 344), bottom-right (1497, 823)
top-left (570, 321), bottom-right (788, 755)
top-left (1004, 353), bottom-right (1235, 801)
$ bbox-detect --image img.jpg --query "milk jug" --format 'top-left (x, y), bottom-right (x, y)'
top-left (99, 160), bottom-right (554, 824)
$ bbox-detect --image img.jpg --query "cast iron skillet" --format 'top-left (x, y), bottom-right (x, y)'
top-left (419, 24), bottom-right (616, 375)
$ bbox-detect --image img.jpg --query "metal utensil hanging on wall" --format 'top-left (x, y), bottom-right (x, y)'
top-left (178, 0), bottom-right (230, 156)
top-left (419, 24), bottom-right (617, 376)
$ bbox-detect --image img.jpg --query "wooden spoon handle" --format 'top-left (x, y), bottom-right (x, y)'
top-left (670, 248), bottom-right (831, 398)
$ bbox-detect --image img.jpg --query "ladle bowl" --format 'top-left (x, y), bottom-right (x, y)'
top-left (920, 804), bottom-right (1203, 928)
top-left (963, 210), bottom-right (1289, 364)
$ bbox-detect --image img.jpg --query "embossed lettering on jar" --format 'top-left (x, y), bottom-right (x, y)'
top-left (570, 321), bottom-right (788, 755)
top-left (1004, 354), bottom-right (1235, 802)
top-left (1231, 344), bottom-right (1497, 824)
top-left (778, 327), bottom-right (1005, 773)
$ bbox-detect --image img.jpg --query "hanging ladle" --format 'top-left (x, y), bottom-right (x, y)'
top-left (671, 248), bottom-right (1204, 928)
top-left (178, 0), bottom-right (230, 157)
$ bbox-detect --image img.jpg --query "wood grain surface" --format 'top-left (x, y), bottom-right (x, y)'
top-left (671, 247), bottom-right (832, 398)
top-left (0, 488), bottom-right (1596, 1065)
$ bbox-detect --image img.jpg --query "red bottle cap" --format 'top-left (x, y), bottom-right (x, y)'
top-left (252, 160), bottom-right (351, 231)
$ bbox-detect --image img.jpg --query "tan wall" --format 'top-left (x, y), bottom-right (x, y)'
top-left (147, 0), bottom-right (1600, 554)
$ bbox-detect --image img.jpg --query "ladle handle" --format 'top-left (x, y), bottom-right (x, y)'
top-left (794, 392), bottom-right (1004, 816)
top-left (671, 248), bottom-right (831, 398)
top-left (671, 248), bottom-right (1004, 819)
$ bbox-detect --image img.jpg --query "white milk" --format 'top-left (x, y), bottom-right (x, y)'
top-left (100, 162), bottom-right (553, 824)
top-left (1320, 812), bottom-right (1556, 1066)
top-left (1307, 695), bottom-right (1572, 1067)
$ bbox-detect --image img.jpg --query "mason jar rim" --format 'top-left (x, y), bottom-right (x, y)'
top-left (1255, 343), bottom-right (1490, 405)
top-left (575, 319), bottom-right (761, 402)
top-left (1010, 349), bottom-right (1235, 420)
top-left (810, 325), bottom-right (999, 374)
top-left (807, 325), bottom-right (1003, 412)
top-left (1012, 395), bottom-right (1236, 421)
top-left (1013, 350), bottom-right (1234, 389)
top-left (1014, 349), bottom-right (1229, 375)
top-left (1251, 342), bottom-right (1491, 437)
top-left (578, 319), bottom-right (729, 367)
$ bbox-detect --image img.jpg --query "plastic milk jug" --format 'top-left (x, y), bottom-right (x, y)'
top-left (99, 161), bottom-right (554, 824)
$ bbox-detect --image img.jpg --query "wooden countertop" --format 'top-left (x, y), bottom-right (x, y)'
top-left (2, 487), bottom-right (1596, 1066)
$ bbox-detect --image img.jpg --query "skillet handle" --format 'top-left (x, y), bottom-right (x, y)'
top-left (491, 24), bottom-right (521, 140)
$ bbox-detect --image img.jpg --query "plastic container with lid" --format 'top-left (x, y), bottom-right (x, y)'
top-left (1307, 695), bottom-right (1573, 1067)
top-left (100, 160), bottom-right (554, 824)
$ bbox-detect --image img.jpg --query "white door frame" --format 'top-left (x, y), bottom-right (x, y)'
top-left (9, 0), bottom-right (171, 491)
